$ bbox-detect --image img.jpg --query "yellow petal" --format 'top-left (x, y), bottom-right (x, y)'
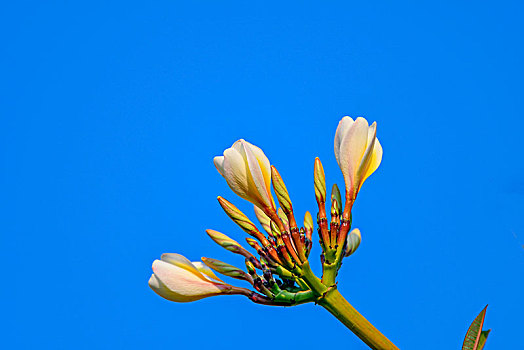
top-left (360, 137), bottom-right (383, 187)
top-left (355, 122), bottom-right (377, 187)
top-left (241, 140), bottom-right (273, 209)
top-left (246, 141), bottom-right (272, 196)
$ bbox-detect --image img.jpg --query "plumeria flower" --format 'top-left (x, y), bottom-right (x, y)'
top-left (149, 253), bottom-right (236, 302)
top-left (213, 139), bottom-right (275, 211)
top-left (334, 117), bottom-right (383, 200)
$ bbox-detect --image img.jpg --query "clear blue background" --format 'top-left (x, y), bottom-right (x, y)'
top-left (2, 1), bottom-right (522, 349)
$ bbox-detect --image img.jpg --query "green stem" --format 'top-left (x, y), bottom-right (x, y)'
top-left (298, 261), bottom-right (327, 296)
top-left (318, 288), bottom-right (399, 350)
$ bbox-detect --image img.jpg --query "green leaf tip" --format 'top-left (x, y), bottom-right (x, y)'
top-left (462, 305), bottom-right (488, 350)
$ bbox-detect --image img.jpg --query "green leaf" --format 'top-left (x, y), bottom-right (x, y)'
top-left (462, 305), bottom-right (488, 350)
top-left (477, 329), bottom-right (491, 350)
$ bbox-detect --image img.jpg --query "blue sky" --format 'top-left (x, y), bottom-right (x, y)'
top-left (2, 1), bottom-right (523, 349)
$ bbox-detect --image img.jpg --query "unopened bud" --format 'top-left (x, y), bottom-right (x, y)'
top-left (245, 259), bottom-right (256, 275)
top-left (254, 205), bottom-right (272, 235)
top-left (218, 196), bottom-right (260, 236)
top-left (277, 207), bottom-right (289, 229)
top-left (271, 166), bottom-right (293, 215)
top-left (344, 228), bottom-right (361, 257)
top-left (331, 184), bottom-right (342, 216)
top-left (331, 198), bottom-right (340, 218)
top-left (270, 220), bottom-right (281, 237)
top-left (303, 211), bottom-right (314, 232)
top-left (314, 158), bottom-right (326, 203)
top-left (201, 257), bottom-right (253, 283)
top-left (245, 237), bottom-right (261, 250)
top-left (206, 229), bottom-right (253, 258)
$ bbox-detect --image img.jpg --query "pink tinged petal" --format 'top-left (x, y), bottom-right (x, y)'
top-left (148, 273), bottom-right (186, 301)
top-left (148, 273), bottom-right (201, 303)
top-left (213, 156), bottom-right (225, 176)
top-left (360, 137), bottom-right (383, 187)
top-left (338, 117), bottom-right (369, 195)
top-left (241, 140), bottom-right (273, 209)
top-left (192, 261), bottom-right (224, 283)
top-left (151, 260), bottom-right (227, 302)
top-left (334, 116), bottom-right (355, 165)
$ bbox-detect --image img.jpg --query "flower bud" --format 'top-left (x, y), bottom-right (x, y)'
top-left (149, 253), bottom-right (234, 302)
top-left (303, 211), bottom-right (314, 232)
top-left (254, 205), bottom-right (272, 235)
top-left (334, 117), bottom-right (382, 199)
top-left (201, 257), bottom-right (254, 283)
top-left (344, 228), bottom-right (361, 257)
top-left (270, 220), bottom-right (281, 238)
top-left (277, 207), bottom-right (289, 230)
top-left (214, 139), bottom-right (275, 210)
top-left (205, 229), bottom-right (255, 260)
top-left (271, 165), bottom-right (293, 215)
top-left (314, 157), bottom-right (326, 204)
top-left (331, 184), bottom-right (342, 217)
top-left (217, 196), bottom-right (260, 237)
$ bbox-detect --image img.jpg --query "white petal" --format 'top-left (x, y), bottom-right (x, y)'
top-left (148, 273), bottom-right (197, 302)
top-left (213, 156), bottom-right (225, 176)
top-left (334, 117), bottom-right (355, 166)
top-left (222, 146), bottom-right (250, 200)
top-left (338, 117), bottom-right (369, 194)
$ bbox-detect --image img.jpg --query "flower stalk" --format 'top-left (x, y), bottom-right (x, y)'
top-left (319, 288), bottom-right (399, 350)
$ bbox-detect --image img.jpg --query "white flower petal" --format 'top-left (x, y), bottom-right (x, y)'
top-left (222, 146), bottom-right (250, 200)
top-left (338, 117), bottom-right (369, 194)
top-left (334, 116), bottom-right (355, 166)
top-left (213, 156), bottom-right (225, 176)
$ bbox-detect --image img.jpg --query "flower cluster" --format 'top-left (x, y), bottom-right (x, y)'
top-left (149, 116), bottom-right (382, 306)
